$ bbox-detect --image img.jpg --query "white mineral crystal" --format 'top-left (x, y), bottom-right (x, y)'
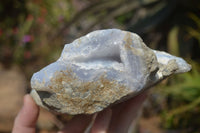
top-left (30, 29), bottom-right (191, 115)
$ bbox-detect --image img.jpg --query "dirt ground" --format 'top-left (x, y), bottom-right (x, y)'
top-left (0, 65), bottom-right (25, 132)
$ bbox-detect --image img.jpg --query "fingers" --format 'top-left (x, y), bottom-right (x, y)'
top-left (59, 92), bottom-right (147, 133)
top-left (12, 92), bottom-right (147, 133)
top-left (12, 94), bottom-right (40, 133)
top-left (90, 108), bottom-right (112, 133)
top-left (108, 91), bottom-right (148, 133)
top-left (59, 114), bottom-right (93, 133)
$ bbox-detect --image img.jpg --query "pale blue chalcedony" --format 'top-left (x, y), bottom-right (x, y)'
top-left (30, 29), bottom-right (191, 115)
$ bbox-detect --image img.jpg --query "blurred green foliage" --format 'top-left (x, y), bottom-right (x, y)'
top-left (0, 0), bottom-right (200, 132)
top-left (156, 62), bottom-right (200, 132)
top-left (187, 13), bottom-right (200, 45)
top-left (0, 0), bottom-right (73, 70)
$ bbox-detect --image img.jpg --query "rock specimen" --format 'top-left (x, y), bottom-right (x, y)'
top-left (31, 29), bottom-right (191, 115)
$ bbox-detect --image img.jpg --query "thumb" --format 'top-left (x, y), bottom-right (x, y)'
top-left (12, 94), bottom-right (40, 133)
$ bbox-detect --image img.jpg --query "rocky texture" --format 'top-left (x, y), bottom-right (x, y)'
top-left (30, 29), bottom-right (191, 115)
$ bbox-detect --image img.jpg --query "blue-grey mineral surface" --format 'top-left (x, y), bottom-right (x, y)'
top-left (30, 29), bottom-right (191, 115)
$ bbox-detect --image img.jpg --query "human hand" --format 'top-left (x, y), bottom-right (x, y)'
top-left (12, 94), bottom-right (39, 133)
top-left (12, 92), bottom-right (147, 133)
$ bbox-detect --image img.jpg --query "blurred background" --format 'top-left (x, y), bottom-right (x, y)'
top-left (0, 0), bottom-right (200, 132)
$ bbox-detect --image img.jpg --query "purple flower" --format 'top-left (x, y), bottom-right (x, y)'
top-left (23, 35), bottom-right (32, 43)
